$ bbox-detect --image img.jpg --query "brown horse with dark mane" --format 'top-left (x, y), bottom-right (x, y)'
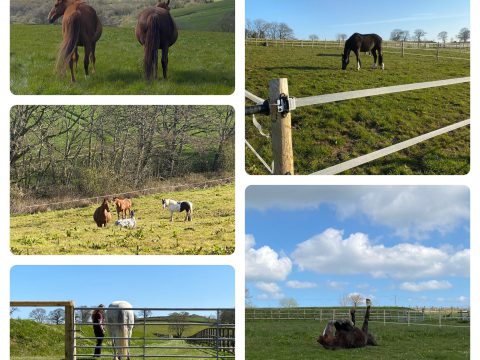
top-left (135, 0), bottom-right (178, 80)
top-left (93, 198), bottom-right (112, 227)
top-left (48, 0), bottom-right (102, 82)
top-left (113, 197), bottom-right (132, 220)
top-left (317, 299), bottom-right (378, 350)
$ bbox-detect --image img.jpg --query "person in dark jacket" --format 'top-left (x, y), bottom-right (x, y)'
top-left (92, 304), bottom-right (106, 357)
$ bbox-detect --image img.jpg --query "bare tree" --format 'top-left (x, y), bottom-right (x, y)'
top-left (278, 23), bottom-right (294, 40)
top-left (336, 33), bottom-right (347, 41)
top-left (339, 294), bottom-right (350, 307)
top-left (219, 310), bottom-right (235, 324)
top-left (457, 28), bottom-right (470, 43)
top-left (245, 288), bottom-right (255, 308)
top-left (348, 293), bottom-right (365, 308)
top-left (137, 310), bottom-right (153, 319)
top-left (10, 307), bottom-right (18, 317)
top-left (253, 19), bottom-right (269, 39)
top-left (390, 29), bottom-right (409, 42)
top-left (437, 31), bottom-right (448, 45)
top-left (279, 297), bottom-right (298, 308)
top-left (29, 308), bottom-right (47, 323)
top-left (49, 308), bottom-right (65, 325)
top-left (413, 29), bottom-right (427, 44)
top-left (309, 34), bottom-right (319, 41)
top-left (168, 312), bottom-right (189, 338)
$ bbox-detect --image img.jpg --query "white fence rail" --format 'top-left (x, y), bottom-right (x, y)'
top-left (246, 307), bottom-right (470, 328)
top-left (245, 77), bottom-right (470, 175)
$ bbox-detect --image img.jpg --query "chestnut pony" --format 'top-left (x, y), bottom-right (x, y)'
top-left (93, 198), bottom-right (112, 227)
top-left (135, 0), bottom-right (178, 80)
top-left (47, 0), bottom-right (102, 82)
top-left (113, 197), bottom-right (132, 220)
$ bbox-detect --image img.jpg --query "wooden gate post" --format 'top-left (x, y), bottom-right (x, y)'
top-left (65, 301), bottom-right (76, 360)
top-left (269, 78), bottom-right (294, 175)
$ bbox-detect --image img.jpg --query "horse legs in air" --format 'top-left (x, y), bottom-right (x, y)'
top-left (161, 46), bottom-right (169, 79)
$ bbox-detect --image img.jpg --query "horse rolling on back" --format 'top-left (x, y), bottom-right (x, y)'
top-left (162, 199), bottom-right (193, 222)
top-left (93, 198), bottom-right (112, 227)
top-left (106, 301), bottom-right (135, 360)
top-left (342, 33), bottom-right (384, 71)
top-left (317, 299), bottom-right (378, 350)
top-left (135, 0), bottom-right (178, 80)
top-left (47, 0), bottom-right (102, 82)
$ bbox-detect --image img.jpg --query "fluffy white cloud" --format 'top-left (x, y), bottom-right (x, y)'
top-left (286, 280), bottom-right (317, 289)
top-left (326, 281), bottom-right (349, 289)
top-left (255, 282), bottom-right (284, 300)
top-left (246, 186), bottom-right (469, 239)
top-left (400, 280), bottom-right (453, 292)
top-left (245, 235), bottom-right (292, 282)
top-left (291, 228), bottom-right (469, 279)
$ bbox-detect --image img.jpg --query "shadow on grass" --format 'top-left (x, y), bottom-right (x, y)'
top-left (264, 66), bottom-right (334, 71)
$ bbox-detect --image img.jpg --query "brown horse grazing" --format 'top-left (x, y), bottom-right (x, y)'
top-left (135, 0), bottom-right (178, 80)
top-left (93, 198), bottom-right (112, 227)
top-left (113, 197), bottom-right (132, 220)
top-left (317, 299), bottom-right (378, 350)
top-left (47, 0), bottom-right (102, 82)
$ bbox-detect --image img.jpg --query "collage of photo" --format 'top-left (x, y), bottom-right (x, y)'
top-left (2, 0), bottom-right (474, 359)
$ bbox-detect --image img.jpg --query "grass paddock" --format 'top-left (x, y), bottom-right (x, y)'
top-left (246, 319), bottom-right (469, 359)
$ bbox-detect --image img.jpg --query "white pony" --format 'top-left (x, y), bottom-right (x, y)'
top-left (106, 300), bottom-right (135, 360)
top-left (162, 198), bottom-right (193, 222)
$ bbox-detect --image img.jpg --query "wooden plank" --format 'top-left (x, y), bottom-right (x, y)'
top-left (11, 301), bottom-right (74, 307)
top-left (295, 77), bottom-right (469, 108)
top-left (311, 119), bottom-right (470, 175)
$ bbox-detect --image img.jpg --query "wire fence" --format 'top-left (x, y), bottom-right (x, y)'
top-left (12, 177), bottom-right (235, 214)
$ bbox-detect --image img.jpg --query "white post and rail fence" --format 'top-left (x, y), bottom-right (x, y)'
top-left (245, 77), bottom-right (470, 175)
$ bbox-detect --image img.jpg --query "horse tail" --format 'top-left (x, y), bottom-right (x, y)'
top-left (56, 11), bottom-right (81, 74)
top-left (144, 12), bottom-right (161, 80)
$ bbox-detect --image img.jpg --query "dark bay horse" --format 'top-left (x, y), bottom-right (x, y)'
top-left (93, 198), bottom-right (112, 227)
top-left (317, 299), bottom-right (378, 350)
top-left (342, 33), bottom-right (384, 71)
top-left (135, 0), bottom-right (178, 80)
top-left (48, 0), bottom-right (102, 82)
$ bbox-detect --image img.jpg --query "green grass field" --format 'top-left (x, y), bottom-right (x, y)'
top-left (10, 184), bottom-right (234, 255)
top-left (246, 319), bottom-right (469, 359)
top-left (10, 24), bottom-right (234, 95)
top-left (245, 45), bottom-right (470, 175)
top-left (11, 319), bottom-right (231, 359)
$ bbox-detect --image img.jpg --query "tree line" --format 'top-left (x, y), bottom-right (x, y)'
top-left (10, 106), bottom-right (234, 202)
top-left (390, 27), bottom-right (470, 44)
top-left (245, 19), bottom-right (295, 40)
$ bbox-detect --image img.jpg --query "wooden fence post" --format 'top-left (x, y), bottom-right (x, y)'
top-left (402, 41), bottom-right (405, 57)
top-left (65, 301), bottom-right (75, 360)
top-left (436, 42), bottom-right (440, 61)
top-left (269, 78), bottom-right (294, 175)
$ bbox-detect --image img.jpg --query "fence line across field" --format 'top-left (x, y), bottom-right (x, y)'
top-left (245, 307), bottom-right (469, 328)
top-left (14, 176), bottom-right (234, 213)
top-left (245, 76), bottom-right (470, 175)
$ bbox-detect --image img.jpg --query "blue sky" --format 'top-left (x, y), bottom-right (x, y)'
top-left (11, 266), bottom-right (234, 318)
top-left (245, 186), bottom-right (470, 308)
top-left (246, 0), bottom-right (470, 40)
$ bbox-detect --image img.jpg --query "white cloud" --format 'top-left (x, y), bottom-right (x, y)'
top-left (291, 228), bottom-right (469, 279)
top-left (400, 280), bottom-right (453, 292)
top-left (458, 296), bottom-right (468, 303)
top-left (255, 282), bottom-right (284, 300)
top-left (326, 281), bottom-right (349, 289)
top-left (245, 234), bottom-right (292, 282)
top-left (286, 280), bottom-right (317, 289)
top-left (246, 186), bottom-right (469, 239)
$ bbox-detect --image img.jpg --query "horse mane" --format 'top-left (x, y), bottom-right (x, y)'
top-left (157, 0), bottom-right (171, 10)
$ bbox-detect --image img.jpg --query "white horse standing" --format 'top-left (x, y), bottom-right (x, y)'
top-left (162, 198), bottom-right (193, 222)
top-left (106, 300), bottom-right (135, 360)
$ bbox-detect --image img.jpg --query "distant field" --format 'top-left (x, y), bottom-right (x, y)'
top-left (246, 319), bottom-right (469, 359)
top-left (245, 45), bottom-right (470, 175)
top-left (10, 24), bottom-right (234, 95)
top-left (10, 184), bottom-right (234, 255)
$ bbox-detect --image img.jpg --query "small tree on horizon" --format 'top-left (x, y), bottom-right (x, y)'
top-left (457, 28), bottom-right (470, 43)
top-left (29, 308), bottom-right (47, 323)
top-left (279, 297), bottom-right (299, 308)
top-left (309, 34), bottom-right (319, 41)
top-left (414, 29), bottom-right (427, 44)
top-left (49, 308), bottom-right (65, 325)
top-left (437, 31), bottom-right (448, 45)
